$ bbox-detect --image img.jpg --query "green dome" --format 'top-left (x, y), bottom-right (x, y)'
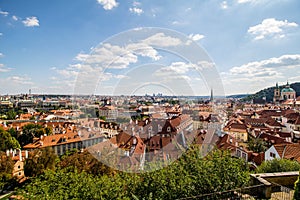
top-left (282, 87), bottom-right (295, 93)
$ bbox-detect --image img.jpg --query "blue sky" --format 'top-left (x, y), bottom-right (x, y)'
top-left (0, 0), bottom-right (300, 95)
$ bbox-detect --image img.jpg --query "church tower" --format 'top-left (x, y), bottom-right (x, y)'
top-left (280, 81), bottom-right (296, 101)
top-left (273, 82), bottom-right (280, 103)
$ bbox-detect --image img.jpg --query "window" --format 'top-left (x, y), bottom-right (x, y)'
top-left (18, 165), bottom-right (20, 169)
top-left (167, 126), bottom-right (171, 132)
top-left (270, 152), bottom-right (276, 158)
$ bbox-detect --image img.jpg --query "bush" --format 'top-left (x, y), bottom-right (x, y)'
top-left (19, 148), bottom-right (250, 199)
top-left (256, 159), bottom-right (300, 173)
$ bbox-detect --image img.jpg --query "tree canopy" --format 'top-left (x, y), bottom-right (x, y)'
top-left (19, 147), bottom-right (250, 199)
top-left (17, 124), bottom-right (46, 147)
top-left (24, 147), bottom-right (57, 177)
top-left (0, 151), bottom-right (15, 192)
top-left (247, 136), bottom-right (267, 153)
top-left (256, 158), bottom-right (300, 173)
top-left (0, 127), bottom-right (20, 151)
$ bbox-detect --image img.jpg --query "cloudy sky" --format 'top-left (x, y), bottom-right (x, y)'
top-left (0, 0), bottom-right (300, 95)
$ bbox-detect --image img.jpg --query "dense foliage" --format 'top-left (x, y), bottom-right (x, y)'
top-left (242, 82), bottom-right (300, 102)
top-left (58, 150), bottom-right (115, 176)
top-left (294, 172), bottom-right (300, 200)
top-left (24, 147), bottom-right (57, 177)
top-left (17, 124), bottom-right (51, 147)
top-left (256, 158), bottom-right (300, 173)
top-left (19, 148), bottom-right (250, 199)
top-left (0, 151), bottom-right (16, 192)
top-left (247, 137), bottom-right (267, 153)
top-left (0, 127), bottom-right (20, 151)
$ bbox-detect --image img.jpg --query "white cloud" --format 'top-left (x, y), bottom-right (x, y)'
top-left (222, 54), bottom-right (300, 94)
top-left (229, 54), bottom-right (300, 75)
top-left (75, 53), bottom-right (90, 62)
top-left (126, 42), bottom-right (161, 61)
top-left (171, 20), bottom-right (187, 26)
top-left (54, 32), bottom-right (188, 94)
top-left (22, 16), bottom-right (40, 27)
top-left (129, 7), bottom-right (143, 15)
top-left (221, 1), bottom-right (228, 9)
top-left (237, 0), bottom-right (255, 3)
top-left (236, 0), bottom-right (269, 4)
top-left (0, 64), bottom-right (12, 72)
top-left (142, 33), bottom-right (182, 47)
top-left (0, 10), bottom-right (9, 16)
top-left (0, 33), bottom-right (3, 36)
top-left (0, 75), bottom-right (35, 94)
top-left (82, 43), bottom-right (138, 69)
top-left (0, 53), bottom-right (3, 57)
top-left (155, 61), bottom-right (214, 78)
top-left (7, 76), bottom-right (33, 85)
top-left (248, 18), bottom-right (298, 40)
top-left (97, 0), bottom-right (118, 10)
top-left (74, 33), bottom-right (183, 69)
top-left (158, 62), bottom-right (193, 75)
top-left (132, 1), bottom-right (141, 7)
top-left (12, 15), bottom-right (18, 21)
top-left (188, 34), bottom-right (205, 41)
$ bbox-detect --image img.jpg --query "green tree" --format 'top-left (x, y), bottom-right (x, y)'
top-left (7, 128), bottom-right (17, 138)
top-left (99, 116), bottom-right (106, 121)
top-left (247, 136), bottom-right (267, 153)
top-left (19, 148), bottom-right (250, 199)
top-left (44, 127), bottom-right (53, 136)
top-left (17, 124), bottom-right (45, 147)
top-left (294, 172), bottom-right (300, 200)
top-left (6, 110), bottom-right (16, 120)
top-left (0, 127), bottom-right (21, 151)
top-left (0, 151), bottom-right (15, 192)
top-left (256, 158), bottom-right (300, 173)
top-left (58, 150), bottom-right (115, 176)
top-left (24, 147), bottom-right (57, 177)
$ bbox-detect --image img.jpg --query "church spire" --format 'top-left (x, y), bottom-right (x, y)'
top-left (210, 88), bottom-right (213, 102)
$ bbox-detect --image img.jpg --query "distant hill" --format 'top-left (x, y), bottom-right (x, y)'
top-left (226, 94), bottom-right (250, 99)
top-left (241, 82), bottom-right (300, 102)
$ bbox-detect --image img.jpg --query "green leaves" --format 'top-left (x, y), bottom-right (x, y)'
top-left (0, 127), bottom-right (21, 151)
top-left (18, 147), bottom-right (250, 199)
top-left (24, 147), bottom-right (57, 177)
top-left (256, 158), bottom-right (300, 173)
top-left (247, 137), bottom-right (267, 153)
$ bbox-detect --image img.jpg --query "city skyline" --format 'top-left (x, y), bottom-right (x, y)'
top-left (0, 0), bottom-right (300, 95)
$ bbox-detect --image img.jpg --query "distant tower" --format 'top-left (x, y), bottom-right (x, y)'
top-left (273, 83), bottom-right (280, 103)
top-left (280, 81), bottom-right (296, 101)
top-left (29, 89), bottom-right (31, 95)
top-left (210, 88), bottom-right (214, 103)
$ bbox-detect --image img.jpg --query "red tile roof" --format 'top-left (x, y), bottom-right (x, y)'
top-left (273, 143), bottom-right (300, 162)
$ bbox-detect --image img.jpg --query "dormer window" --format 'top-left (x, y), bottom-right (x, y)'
top-left (167, 126), bottom-right (171, 132)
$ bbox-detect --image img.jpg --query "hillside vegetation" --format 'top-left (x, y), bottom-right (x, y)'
top-left (242, 82), bottom-right (300, 102)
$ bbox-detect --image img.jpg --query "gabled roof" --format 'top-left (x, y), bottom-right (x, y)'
top-left (257, 132), bottom-right (290, 146)
top-left (273, 143), bottom-right (300, 162)
top-left (284, 112), bottom-right (300, 120)
top-left (265, 118), bottom-right (284, 127)
top-left (216, 134), bottom-right (237, 153)
top-left (224, 123), bottom-right (248, 132)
